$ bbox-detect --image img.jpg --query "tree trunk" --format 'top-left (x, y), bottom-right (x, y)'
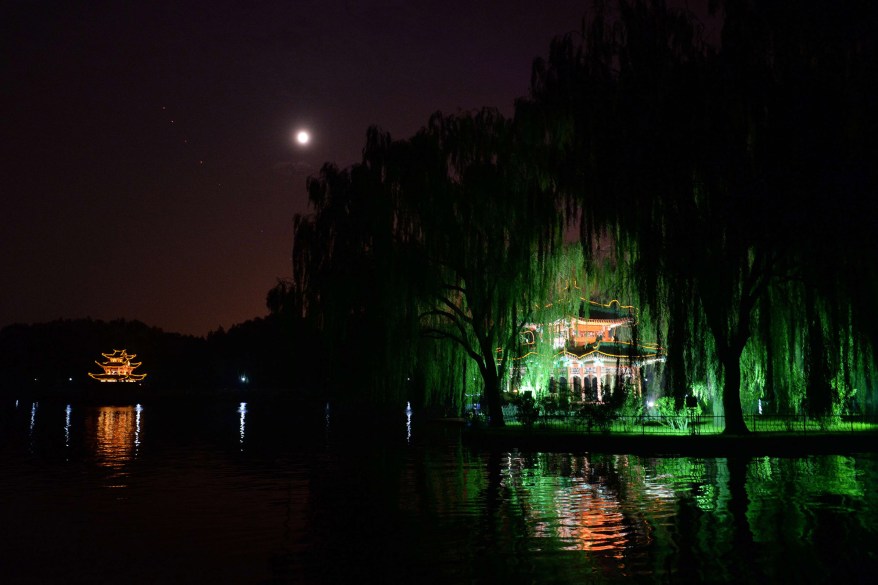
top-left (721, 349), bottom-right (750, 435)
top-left (702, 282), bottom-right (756, 435)
top-left (482, 361), bottom-right (505, 427)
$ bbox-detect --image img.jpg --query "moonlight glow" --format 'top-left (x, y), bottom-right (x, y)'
top-left (295, 130), bottom-right (311, 145)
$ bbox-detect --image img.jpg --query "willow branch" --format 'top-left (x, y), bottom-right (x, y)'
top-left (421, 327), bottom-right (482, 363)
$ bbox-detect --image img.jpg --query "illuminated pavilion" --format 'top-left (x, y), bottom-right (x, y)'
top-left (88, 349), bottom-right (147, 383)
top-left (507, 301), bottom-right (664, 403)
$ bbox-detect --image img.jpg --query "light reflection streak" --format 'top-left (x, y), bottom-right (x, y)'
top-left (502, 453), bottom-right (679, 563)
top-left (405, 401), bottom-right (413, 443)
top-left (28, 401), bottom-right (38, 452)
top-left (89, 406), bottom-right (138, 490)
top-left (238, 402), bottom-right (247, 450)
top-left (566, 484), bottom-right (629, 554)
top-left (135, 403), bottom-right (142, 451)
top-left (65, 404), bottom-right (72, 448)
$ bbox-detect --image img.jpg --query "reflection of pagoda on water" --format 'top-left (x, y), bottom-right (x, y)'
top-left (88, 349), bottom-right (147, 383)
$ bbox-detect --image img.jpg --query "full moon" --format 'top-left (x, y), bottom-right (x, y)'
top-left (295, 130), bottom-right (310, 145)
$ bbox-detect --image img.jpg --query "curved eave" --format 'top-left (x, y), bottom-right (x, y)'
top-left (88, 372), bottom-right (147, 382)
top-left (101, 349), bottom-right (136, 359)
top-left (502, 348), bottom-right (666, 363)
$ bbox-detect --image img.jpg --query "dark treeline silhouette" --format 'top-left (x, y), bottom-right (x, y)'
top-left (288, 0), bottom-right (877, 429)
top-left (0, 287), bottom-right (322, 396)
top-left (0, 317), bottom-right (208, 392)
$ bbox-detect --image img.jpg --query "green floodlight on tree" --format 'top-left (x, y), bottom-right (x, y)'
top-left (289, 1), bottom-right (877, 429)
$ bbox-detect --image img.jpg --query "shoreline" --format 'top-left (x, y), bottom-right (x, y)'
top-left (5, 391), bottom-right (875, 457)
top-left (462, 426), bottom-right (878, 456)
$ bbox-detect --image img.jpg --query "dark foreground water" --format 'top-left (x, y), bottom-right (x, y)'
top-left (1, 396), bottom-right (875, 584)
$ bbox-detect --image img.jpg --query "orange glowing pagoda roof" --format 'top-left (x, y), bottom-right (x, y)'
top-left (88, 349), bottom-right (147, 383)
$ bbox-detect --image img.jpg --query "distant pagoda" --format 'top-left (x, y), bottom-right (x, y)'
top-left (88, 349), bottom-right (147, 383)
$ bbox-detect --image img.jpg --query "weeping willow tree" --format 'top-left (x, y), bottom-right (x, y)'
top-left (395, 109), bottom-right (565, 425)
top-left (523, 0), bottom-right (878, 432)
top-left (289, 128), bottom-right (425, 408)
top-left (292, 110), bottom-right (564, 423)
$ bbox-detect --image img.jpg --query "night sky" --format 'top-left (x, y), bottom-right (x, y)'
top-left (2, 0), bottom-right (589, 336)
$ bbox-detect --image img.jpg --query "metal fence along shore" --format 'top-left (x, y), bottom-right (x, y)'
top-left (498, 410), bottom-right (878, 436)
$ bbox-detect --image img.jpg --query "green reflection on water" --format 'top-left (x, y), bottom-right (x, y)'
top-left (743, 455), bottom-right (874, 584)
top-left (489, 451), bottom-right (876, 584)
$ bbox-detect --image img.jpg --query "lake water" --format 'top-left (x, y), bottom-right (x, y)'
top-left (1, 396), bottom-right (875, 584)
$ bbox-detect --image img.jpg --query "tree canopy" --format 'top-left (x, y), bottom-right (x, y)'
top-left (290, 0), bottom-right (878, 429)
top-left (524, 0), bottom-right (878, 431)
